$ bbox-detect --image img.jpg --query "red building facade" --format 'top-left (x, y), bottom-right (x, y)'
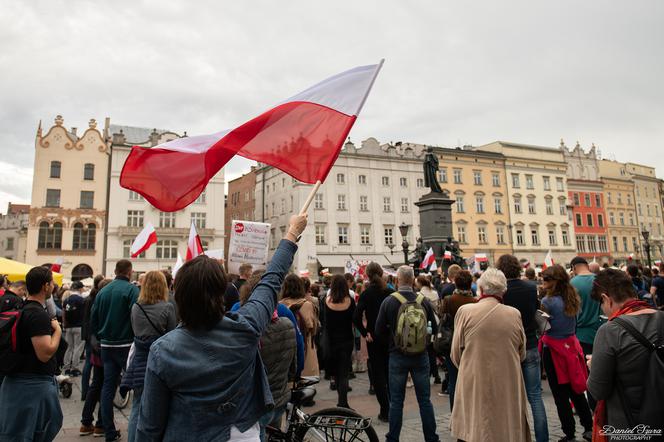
top-left (568, 184), bottom-right (611, 263)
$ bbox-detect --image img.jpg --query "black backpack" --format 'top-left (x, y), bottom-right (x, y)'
top-left (0, 300), bottom-right (26, 375)
top-left (614, 313), bottom-right (664, 429)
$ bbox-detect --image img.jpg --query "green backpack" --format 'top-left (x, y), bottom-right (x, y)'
top-left (392, 292), bottom-right (428, 355)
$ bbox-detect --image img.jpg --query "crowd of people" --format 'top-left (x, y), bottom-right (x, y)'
top-left (0, 212), bottom-right (662, 442)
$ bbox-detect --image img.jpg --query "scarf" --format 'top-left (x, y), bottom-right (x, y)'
top-left (592, 298), bottom-right (653, 441)
top-left (478, 294), bottom-right (503, 303)
top-left (452, 289), bottom-right (474, 298)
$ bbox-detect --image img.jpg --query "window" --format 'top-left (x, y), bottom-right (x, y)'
top-left (584, 194), bottom-right (591, 207)
top-left (516, 229), bottom-right (525, 246)
top-left (527, 197), bottom-right (536, 214)
top-left (610, 212), bottom-right (615, 225)
top-left (314, 194), bottom-right (324, 209)
top-left (598, 236), bottom-right (608, 252)
top-left (512, 174), bottom-right (520, 188)
top-left (588, 236), bottom-right (598, 253)
top-left (514, 197), bottom-right (522, 214)
top-left (282, 178), bottom-right (285, 188)
top-left (647, 204), bottom-right (652, 216)
top-left (586, 214), bottom-right (593, 227)
top-left (531, 228), bottom-right (540, 245)
top-left (6, 238), bottom-right (14, 251)
top-left (562, 228), bottom-right (570, 246)
top-left (50, 161), bottom-right (61, 178)
top-left (38, 222), bottom-right (62, 249)
top-left (576, 213), bottom-right (583, 226)
top-left (383, 197), bottom-right (391, 212)
top-left (473, 171), bottom-right (482, 185)
top-left (525, 175), bottom-right (534, 189)
top-left (559, 199), bottom-right (567, 215)
top-left (457, 225), bottom-right (467, 243)
top-left (475, 196), bottom-right (484, 213)
top-left (556, 177), bottom-right (564, 191)
top-left (618, 193), bottom-right (623, 204)
top-left (416, 178), bottom-right (424, 188)
top-left (384, 227), bottom-right (394, 245)
top-left (72, 223), bottom-right (95, 250)
top-left (577, 235), bottom-right (587, 253)
top-left (595, 194), bottom-right (601, 208)
top-left (400, 177), bottom-right (407, 187)
top-left (245, 192), bottom-right (250, 202)
top-left (159, 212), bottom-right (176, 228)
top-left (548, 228), bottom-right (557, 246)
top-left (315, 224), bottom-right (326, 245)
top-left (545, 198), bottom-right (553, 215)
top-left (597, 214), bottom-right (604, 227)
top-left (543, 176), bottom-right (551, 191)
top-left (336, 173), bottom-right (345, 184)
top-left (129, 190), bottom-right (144, 201)
top-left (612, 236), bottom-right (618, 252)
top-left (622, 237), bottom-right (628, 252)
top-left (573, 193), bottom-right (580, 206)
top-left (271, 202), bottom-right (275, 216)
top-left (453, 169), bottom-right (462, 184)
top-left (477, 226), bottom-right (487, 244)
top-left (84, 163), bottom-right (94, 180)
top-left (46, 189), bottom-right (60, 207)
top-left (638, 204), bottom-right (642, 216)
top-left (359, 195), bottom-right (368, 211)
top-left (629, 213), bottom-right (634, 226)
top-left (358, 175), bottom-right (367, 185)
top-left (496, 226), bottom-right (505, 244)
top-left (607, 192), bottom-right (612, 204)
top-left (619, 212), bottom-right (625, 225)
top-left (360, 225), bottom-right (371, 245)
top-left (492, 172), bottom-right (500, 187)
top-left (290, 196), bottom-right (293, 211)
top-left (494, 197), bottom-right (502, 214)
top-left (381, 176), bottom-right (390, 186)
top-left (194, 189), bottom-right (207, 204)
top-left (401, 198), bottom-right (409, 213)
top-left (626, 194), bottom-right (632, 206)
top-left (127, 210), bottom-right (144, 227)
top-left (338, 225), bottom-right (349, 244)
top-left (191, 212), bottom-right (206, 229)
top-left (281, 199), bottom-right (286, 214)
top-left (79, 191), bottom-right (94, 209)
top-left (156, 240), bottom-right (178, 259)
top-left (439, 169), bottom-right (448, 183)
top-left (456, 195), bottom-right (465, 213)
top-left (270, 228), bottom-right (276, 249)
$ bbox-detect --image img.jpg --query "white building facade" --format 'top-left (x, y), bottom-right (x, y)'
top-left (0, 204), bottom-right (29, 261)
top-left (106, 125), bottom-right (225, 276)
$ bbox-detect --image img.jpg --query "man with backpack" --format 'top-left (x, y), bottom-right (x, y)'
top-left (0, 280), bottom-right (26, 313)
top-left (0, 266), bottom-right (63, 440)
top-left (375, 265), bottom-right (439, 442)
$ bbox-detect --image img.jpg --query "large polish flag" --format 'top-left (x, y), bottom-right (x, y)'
top-left (130, 222), bottom-right (157, 258)
top-left (186, 222), bottom-right (204, 261)
top-left (121, 61), bottom-right (383, 212)
top-left (420, 247), bottom-right (435, 269)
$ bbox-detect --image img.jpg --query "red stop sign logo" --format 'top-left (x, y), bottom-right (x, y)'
top-left (234, 223), bottom-right (245, 234)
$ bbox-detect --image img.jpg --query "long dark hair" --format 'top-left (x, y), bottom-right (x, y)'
top-left (281, 274), bottom-right (305, 300)
top-left (365, 262), bottom-right (386, 290)
top-left (329, 274), bottom-right (349, 304)
top-left (542, 264), bottom-right (580, 317)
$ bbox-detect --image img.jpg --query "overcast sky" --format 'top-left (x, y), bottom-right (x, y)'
top-left (1, 0), bottom-right (662, 213)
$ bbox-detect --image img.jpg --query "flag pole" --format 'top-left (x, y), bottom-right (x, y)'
top-left (299, 180), bottom-right (322, 215)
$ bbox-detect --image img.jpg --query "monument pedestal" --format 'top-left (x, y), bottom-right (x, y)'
top-left (415, 192), bottom-right (455, 261)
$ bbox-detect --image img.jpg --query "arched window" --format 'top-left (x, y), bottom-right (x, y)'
top-left (71, 264), bottom-right (93, 281)
top-left (50, 161), bottom-right (61, 178)
top-left (38, 221), bottom-right (62, 249)
top-left (156, 240), bottom-right (178, 259)
top-left (84, 163), bottom-right (95, 180)
top-left (73, 223), bottom-right (96, 250)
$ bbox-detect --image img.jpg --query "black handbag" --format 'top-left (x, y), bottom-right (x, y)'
top-left (433, 313), bottom-right (453, 355)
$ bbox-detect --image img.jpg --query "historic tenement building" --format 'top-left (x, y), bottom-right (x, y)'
top-left (25, 116), bottom-right (109, 280)
top-left (0, 203), bottom-right (29, 261)
top-left (224, 167), bottom-right (257, 259)
top-left (625, 162), bottom-right (664, 259)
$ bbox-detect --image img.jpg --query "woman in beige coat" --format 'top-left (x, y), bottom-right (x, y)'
top-left (450, 268), bottom-right (531, 442)
top-left (281, 274), bottom-right (320, 377)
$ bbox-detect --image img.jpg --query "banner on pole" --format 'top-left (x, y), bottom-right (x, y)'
top-left (228, 220), bottom-right (271, 275)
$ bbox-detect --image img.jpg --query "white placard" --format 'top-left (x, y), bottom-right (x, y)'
top-left (204, 249), bottom-right (225, 260)
top-left (227, 220), bottom-right (271, 275)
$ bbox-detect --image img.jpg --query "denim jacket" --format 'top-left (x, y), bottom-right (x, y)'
top-left (136, 239), bottom-right (297, 441)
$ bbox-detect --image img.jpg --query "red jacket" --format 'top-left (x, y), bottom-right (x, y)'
top-left (539, 334), bottom-right (588, 394)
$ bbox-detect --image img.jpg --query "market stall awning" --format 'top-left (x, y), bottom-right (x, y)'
top-left (0, 258), bottom-right (64, 286)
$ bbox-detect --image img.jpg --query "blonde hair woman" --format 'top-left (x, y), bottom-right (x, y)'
top-left (122, 271), bottom-right (177, 442)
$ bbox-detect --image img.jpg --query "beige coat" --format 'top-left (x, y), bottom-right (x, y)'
top-left (450, 298), bottom-right (531, 442)
top-left (281, 298), bottom-right (320, 377)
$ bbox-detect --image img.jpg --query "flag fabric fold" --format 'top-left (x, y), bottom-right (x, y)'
top-left (542, 250), bottom-right (554, 270)
top-left (130, 222), bottom-right (157, 258)
top-left (51, 257), bottom-right (64, 273)
top-left (120, 62), bottom-right (383, 212)
top-left (420, 247), bottom-right (435, 269)
top-left (186, 223), bottom-right (204, 261)
top-left (172, 253), bottom-right (184, 279)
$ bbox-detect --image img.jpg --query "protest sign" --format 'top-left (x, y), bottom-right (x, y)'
top-left (227, 220), bottom-right (270, 274)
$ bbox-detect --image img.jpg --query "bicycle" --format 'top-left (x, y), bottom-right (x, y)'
top-left (266, 376), bottom-right (379, 442)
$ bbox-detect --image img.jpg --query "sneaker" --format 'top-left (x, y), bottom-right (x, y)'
top-left (330, 381), bottom-right (337, 391)
top-left (93, 427), bottom-right (105, 437)
top-left (433, 376), bottom-right (442, 384)
top-left (108, 431), bottom-right (121, 441)
top-left (79, 425), bottom-right (94, 436)
top-left (437, 391), bottom-right (448, 397)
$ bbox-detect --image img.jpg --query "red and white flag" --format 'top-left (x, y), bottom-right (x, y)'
top-left (51, 257), bottom-right (64, 273)
top-left (130, 222), bottom-right (157, 258)
top-left (420, 247), bottom-right (435, 269)
top-left (542, 250), bottom-right (554, 270)
top-left (429, 260), bottom-right (438, 273)
top-left (121, 62), bottom-right (384, 212)
top-left (443, 250), bottom-right (453, 261)
top-left (172, 253), bottom-right (184, 279)
top-left (522, 259), bottom-right (530, 269)
top-left (186, 222), bottom-right (204, 261)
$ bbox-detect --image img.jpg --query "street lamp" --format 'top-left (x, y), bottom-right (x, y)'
top-left (387, 243), bottom-right (395, 255)
top-left (398, 222), bottom-right (411, 266)
top-left (642, 230), bottom-right (652, 268)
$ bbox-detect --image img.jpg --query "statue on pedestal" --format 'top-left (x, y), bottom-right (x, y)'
top-left (423, 146), bottom-right (443, 194)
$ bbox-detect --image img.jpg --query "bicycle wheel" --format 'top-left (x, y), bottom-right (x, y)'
top-left (294, 407), bottom-right (378, 442)
top-left (113, 389), bottom-right (131, 410)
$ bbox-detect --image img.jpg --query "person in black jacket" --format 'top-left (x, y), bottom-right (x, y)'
top-left (353, 262), bottom-right (392, 422)
top-left (497, 254), bottom-right (548, 442)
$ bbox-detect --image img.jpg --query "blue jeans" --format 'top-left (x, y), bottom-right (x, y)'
top-left (81, 343), bottom-right (92, 400)
top-left (127, 386), bottom-right (143, 442)
top-left (258, 406), bottom-right (285, 442)
top-left (101, 346), bottom-right (130, 441)
top-left (386, 352), bottom-right (439, 442)
top-left (522, 347), bottom-right (549, 442)
top-left (444, 355), bottom-right (458, 411)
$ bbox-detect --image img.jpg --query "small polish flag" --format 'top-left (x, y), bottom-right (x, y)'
top-left (429, 260), bottom-right (438, 272)
top-left (475, 253), bottom-right (488, 262)
top-left (420, 247), bottom-right (435, 269)
top-left (628, 253), bottom-right (634, 261)
top-left (443, 250), bottom-right (453, 261)
top-left (185, 222), bottom-right (204, 261)
top-left (522, 259), bottom-right (530, 269)
top-left (50, 257), bottom-right (64, 273)
top-left (172, 253), bottom-right (184, 279)
top-left (130, 222), bottom-right (157, 258)
top-left (542, 250), bottom-right (554, 270)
